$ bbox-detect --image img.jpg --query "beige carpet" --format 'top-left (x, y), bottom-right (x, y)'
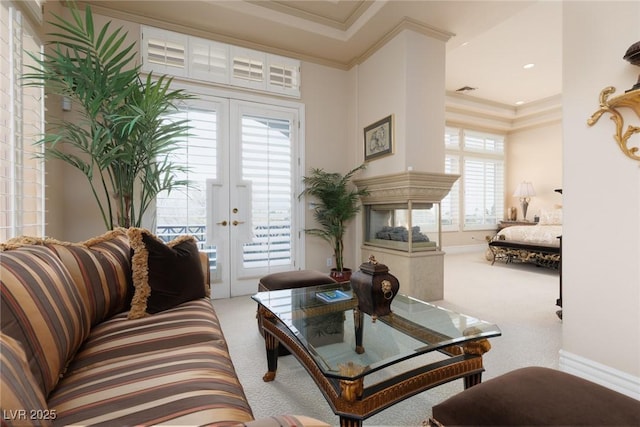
top-left (213, 250), bottom-right (562, 426)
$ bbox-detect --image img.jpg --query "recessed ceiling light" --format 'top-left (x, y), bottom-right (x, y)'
top-left (515, 101), bottom-right (525, 105)
top-left (523, 63), bottom-right (535, 70)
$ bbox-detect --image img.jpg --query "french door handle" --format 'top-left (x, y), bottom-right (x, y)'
top-left (232, 220), bottom-right (245, 226)
top-left (217, 220), bottom-right (228, 226)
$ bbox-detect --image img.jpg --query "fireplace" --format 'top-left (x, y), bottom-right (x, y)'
top-left (354, 171), bottom-right (459, 301)
top-left (364, 202), bottom-right (439, 252)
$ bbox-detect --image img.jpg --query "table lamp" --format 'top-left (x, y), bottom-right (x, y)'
top-left (513, 181), bottom-right (536, 220)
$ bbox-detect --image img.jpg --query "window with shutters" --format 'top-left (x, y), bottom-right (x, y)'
top-left (154, 97), bottom-right (219, 274)
top-left (0, 2), bottom-right (45, 241)
top-left (239, 112), bottom-right (294, 269)
top-left (141, 26), bottom-right (301, 98)
top-left (443, 127), bottom-right (504, 231)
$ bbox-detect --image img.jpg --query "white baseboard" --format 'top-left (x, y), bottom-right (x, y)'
top-left (442, 243), bottom-right (487, 254)
top-left (559, 350), bottom-right (640, 399)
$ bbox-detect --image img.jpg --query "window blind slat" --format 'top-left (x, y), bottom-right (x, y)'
top-left (141, 26), bottom-right (300, 98)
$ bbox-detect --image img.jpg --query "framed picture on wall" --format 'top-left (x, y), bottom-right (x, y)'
top-left (364, 115), bottom-right (393, 161)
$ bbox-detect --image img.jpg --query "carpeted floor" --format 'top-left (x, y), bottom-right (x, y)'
top-left (213, 250), bottom-right (562, 426)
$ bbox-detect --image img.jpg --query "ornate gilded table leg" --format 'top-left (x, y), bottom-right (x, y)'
top-left (461, 327), bottom-right (493, 388)
top-left (258, 306), bottom-right (279, 382)
top-left (262, 331), bottom-right (278, 382)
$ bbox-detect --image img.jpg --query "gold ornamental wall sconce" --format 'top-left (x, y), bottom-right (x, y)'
top-left (587, 41), bottom-right (640, 162)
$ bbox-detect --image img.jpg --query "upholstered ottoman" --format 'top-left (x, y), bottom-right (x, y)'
top-left (257, 270), bottom-right (337, 355)
top-left (258, 269), bottom-right (336, 292)
top-left (429, 366), bottom-right (640, 426)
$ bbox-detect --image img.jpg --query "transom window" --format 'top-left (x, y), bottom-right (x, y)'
top-left (141, 26), bottom-right (301, 98)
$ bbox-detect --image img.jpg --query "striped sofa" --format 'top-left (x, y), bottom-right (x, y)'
top-left (1, 229), bottom-right (327, 427)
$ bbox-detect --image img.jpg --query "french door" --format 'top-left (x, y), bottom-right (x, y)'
top-left (156, 94), bottom-right (302, 298)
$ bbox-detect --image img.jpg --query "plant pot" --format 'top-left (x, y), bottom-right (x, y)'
top-left (330, 268), bottom-right (352, 282)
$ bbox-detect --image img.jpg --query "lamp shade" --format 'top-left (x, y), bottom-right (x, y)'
top-left (513, 182), bottom-right (536, 198)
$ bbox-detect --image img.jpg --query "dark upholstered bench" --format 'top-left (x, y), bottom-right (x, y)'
top-left (258, 269), bottom-right (336, 292)
top-left (257, 270), bottom-right (337, 355)
top-left (429, 366), bottom-right (640, 426)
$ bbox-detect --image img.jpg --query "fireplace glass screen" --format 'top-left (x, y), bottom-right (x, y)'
top-left (363, 202), bottom-right (440, 252)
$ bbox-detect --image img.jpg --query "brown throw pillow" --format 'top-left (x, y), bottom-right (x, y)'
top-left (127, 228), bottom-right (206, 319)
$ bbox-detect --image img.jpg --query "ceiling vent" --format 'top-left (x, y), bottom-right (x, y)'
top-left (455, 86), bottom-right (477, 92)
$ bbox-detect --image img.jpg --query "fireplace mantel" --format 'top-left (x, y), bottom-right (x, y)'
top-left (354, 171), bottom-right (459, 204)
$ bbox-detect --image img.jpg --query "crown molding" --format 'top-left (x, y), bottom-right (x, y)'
top-left (446, 92), bottom-right (562, 133)
top-left (351, 17), bottom-right (454, 68)
top-left (245, 0), bottom-right (373, 31)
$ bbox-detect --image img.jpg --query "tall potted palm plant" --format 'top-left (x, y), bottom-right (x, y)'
top-left (23, 2), bottom-right (193, 229)
top-left (300, 164), bottom-right (368, 280)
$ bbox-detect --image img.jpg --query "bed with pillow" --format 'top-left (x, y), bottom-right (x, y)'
top-left (488, 208), bottom-right (562, 269)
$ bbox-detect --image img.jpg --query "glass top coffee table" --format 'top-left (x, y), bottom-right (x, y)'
top-left (252, 282), bottom-right (501, 426)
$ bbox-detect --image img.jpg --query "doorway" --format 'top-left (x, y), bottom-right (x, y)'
top-left (156, 93), bottom-right (303, 298)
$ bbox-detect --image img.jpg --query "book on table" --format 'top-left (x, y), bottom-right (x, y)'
top-left (315, 289), bottom-right (351, 303)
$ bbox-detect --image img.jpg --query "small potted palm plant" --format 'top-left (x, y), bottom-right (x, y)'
top-left (300, 164), bottom-right (368, 281)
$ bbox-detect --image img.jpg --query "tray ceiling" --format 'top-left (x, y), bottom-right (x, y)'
top-left (77, 0), bottom-right (562, 106)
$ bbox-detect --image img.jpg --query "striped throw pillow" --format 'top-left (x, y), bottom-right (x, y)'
top-left (0, 333), bottom-right (52, 427)
top-left (0, 243), bottom-right (91, 396)
top-left (45, 228), bottom-right (133, 325)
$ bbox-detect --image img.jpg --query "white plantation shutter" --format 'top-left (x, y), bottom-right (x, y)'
top-left (141, 26), bottom-right (300, 98)
top-left (442, 154), bottom-right (460, 230)
top-left (464, 157), bottom-right (504, 229)
top-left (189, 37), bottom-right (228, 83)
top-left (240, 113), bottom-right (293, 268)
top-left (0, 3), bottom-right (11, 240)
top-left (20, 23), bottom-right (45, 236)
top-left (267, 55), bottom-right (300, 96)
top-left (0, 2), bottom-right (45, 240)
top-left (142, 27), bottom-right (187, 77)
top-left (442, 127), bottom-right (460, 230)
top-left (444, 127), bottom-right (504, 231)
top-left (155, 98), bottom-right (221, 277)
top-left (231, 47), bottom-right (266, 90)
top-left (464, 130), bottom-right (505, 153)
top-left (156, 100), bottom-right (219, 231)
top-left (445, 126), bottom-right (459, 149)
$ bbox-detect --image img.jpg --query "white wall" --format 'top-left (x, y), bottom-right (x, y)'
top-left (356, 29), bottom-right (447, 177)
top-left (562, 1), bottom-right (640, 395)
top-left (507, 122), bottom-right (563, 220)
top-left (298, 61), bottom-right (355, 272)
